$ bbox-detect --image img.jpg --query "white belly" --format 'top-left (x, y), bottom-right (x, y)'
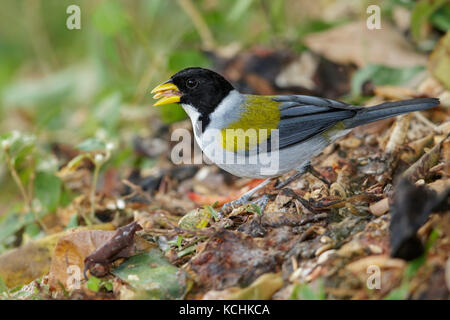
top-left (197, 129), bottom-right (349, 179)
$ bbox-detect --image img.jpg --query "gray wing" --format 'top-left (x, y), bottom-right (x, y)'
top-left (270, 95), bottom-right (361, 150)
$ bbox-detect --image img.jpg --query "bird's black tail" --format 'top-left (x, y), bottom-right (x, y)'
top-left (343, 98), bottom-right (440, 128)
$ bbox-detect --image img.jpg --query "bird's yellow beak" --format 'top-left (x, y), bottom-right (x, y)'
top-left (151, 82), bottom-right (181, 106)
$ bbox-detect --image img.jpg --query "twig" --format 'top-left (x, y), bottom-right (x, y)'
top-left (122, 179), bottom-right (153, 203)
top-left (413, 112), bottom-right (439, 132)
top-left (143, 226), bottom-right (213, 238)
top-left (89, 164), bottom-right (101, 222)
top-left (4, 151), bottom-right (31, 211)
top-left (403, 133), bottom-right (449, 182)
top-left (386, 114), bottom-right (411, 154)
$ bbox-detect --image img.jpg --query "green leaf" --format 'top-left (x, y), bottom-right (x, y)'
top-left (248, 204), bottom-right (262, 216)
top-left (66, 154), bottom-right (92, 170)
top-left (205, 204), bottom-right (219, 221)
top-left (425, 228), bottom-right (440, 251)
top-left (177, 245), bottom-right (196, 258)
top-left (0, 211), bottom-right (36, 244)
top-left (76, 138), bottom-right (106, 152)
top-left (430, 5), bottom-right (450, 31)
top-left (24, 223), bottom-right (41, 238)
top-left (0, 131), bottom-right (35, 161)
top-left (411, 0), bottom-right (446, 42)
top-left (94, 93), bottom-right (121, 133)
top-left (384, 282), bottom-right (409, 300)
top-left (351, 64), bottom-right (425, 96)
top-left (86, 276), bottom-right (101, 292)
top-left (102, 280), bottom-right (113, 292)
top-left (112, 249), bottom-right (188, 299)
top-left (33, 172), bottom-right (62, 212)
top-left (290, 280), bottom-right (326, 300)
top-left (65, 214), bottom-right (79, 230)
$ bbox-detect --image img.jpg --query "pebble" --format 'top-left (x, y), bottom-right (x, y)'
top-left (369, 198), bottom-right (389, 217)
top-left (317, 249), bottom-right (337, 264)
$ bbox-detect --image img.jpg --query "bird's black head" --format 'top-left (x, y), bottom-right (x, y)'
top-left (151, 67), bottom-right (234, 117)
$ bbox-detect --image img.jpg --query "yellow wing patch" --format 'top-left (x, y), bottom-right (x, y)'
top-left (221, 96), bottom-right (281, 152)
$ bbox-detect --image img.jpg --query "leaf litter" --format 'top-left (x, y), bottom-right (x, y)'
top-left (1, 32), bottom-right (450, 301)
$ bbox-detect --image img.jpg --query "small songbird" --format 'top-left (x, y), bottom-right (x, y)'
top-left (151, 67), bottom-right (440, 212)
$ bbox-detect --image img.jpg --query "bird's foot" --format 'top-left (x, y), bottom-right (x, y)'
top-left (221, 193), bottom-right (253, 214)
top-left (275, 162), bottom-right (330, 189)
top-left (221, 194), bottom-right (272, 216)
top-left (306, 165), bottom-right (331, 187)
top-left (220, 178), bottom-right (274, 216)
top-left (275, 172), bottom-right (302, 190)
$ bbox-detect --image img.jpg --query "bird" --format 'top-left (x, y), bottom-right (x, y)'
top-left (151, 67), bottom-right (440, 213)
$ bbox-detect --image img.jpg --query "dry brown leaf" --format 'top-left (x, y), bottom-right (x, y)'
top-left (427, 179), bottom-right (450, 193)
top-left (0, 223), bottom-right (114, 289)
top-left (304, 21), bottom-right (427, 68)
top-left (202, 273), bottom-right (283, 300)
top-left (48, 229), bottom-right (115, 290)
top-left (346, 255), bottom-right (406, 274)
top-left (374, 86), bottom-right (417, 100)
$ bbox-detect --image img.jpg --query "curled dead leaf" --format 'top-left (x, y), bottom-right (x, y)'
top-left (0, 223), bottom-right (114, 289)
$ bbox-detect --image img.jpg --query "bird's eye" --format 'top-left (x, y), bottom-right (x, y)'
top-left (186, 78), bottom-right (198, 89)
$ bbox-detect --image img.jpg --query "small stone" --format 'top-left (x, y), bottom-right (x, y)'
top-left (369, 198), bottom-right (389, 217)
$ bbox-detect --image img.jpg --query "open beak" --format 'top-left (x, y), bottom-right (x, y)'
top-left (151, 82), bottom-right (181, 106)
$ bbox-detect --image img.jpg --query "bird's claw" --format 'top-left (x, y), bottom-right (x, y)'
top-left (220, 194), bottom-right (271, 216)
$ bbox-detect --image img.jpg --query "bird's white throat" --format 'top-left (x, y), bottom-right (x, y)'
top-left (181, 89), bottom-right (243, 135)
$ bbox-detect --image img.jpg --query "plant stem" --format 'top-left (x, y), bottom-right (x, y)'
top-left (4, 152), bottom-right (31, 210)
top-left (4, 150), bottom-right (48, 232)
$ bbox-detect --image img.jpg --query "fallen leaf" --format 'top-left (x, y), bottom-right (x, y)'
top-left (0, 223), bottom-right (114, 289)
top-left (112, 249), bottom-right (189, 299)
top-left (304, 21), bottom-right (427, 68)
top-left (346, 255), bottom-right (405, 273)
top-left (84, 221), bottom-right (143, 278)
top-left (189, 230), bottom-right (280, 290)
top-left (429, 32), bottom-right (450, 90)
top-left (48, 223), bottom-right (151, 290)
top-left (48, 229), bottom-right (115, 290)
top-left (202, 272), bottom-right (283, 300)
top-left (403, 134), bottom-right (449, 182)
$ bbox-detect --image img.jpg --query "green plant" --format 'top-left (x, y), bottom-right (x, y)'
top-left (290, 279), bottom-right (326, 300)
top-left (66, 137), bottom-right (116, 224)
top-left (0, 131), bottom-right (62, 233)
